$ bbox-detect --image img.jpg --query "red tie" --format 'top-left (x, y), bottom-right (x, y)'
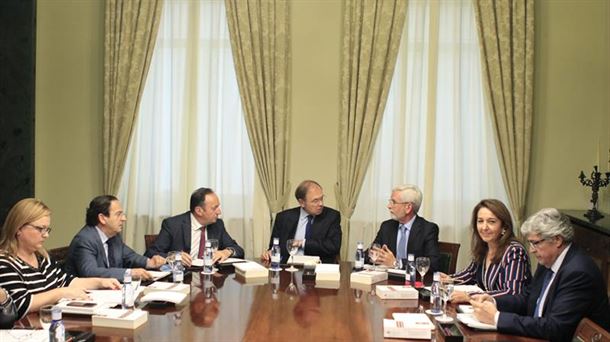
top-left (198, 226), bottom-right (206, 259)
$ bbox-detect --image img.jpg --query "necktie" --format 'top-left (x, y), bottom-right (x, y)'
top-left (305, 215), bottom-right (314, 239)
top-left (396, 224), bottom-right (407, 260)
top-left (107, 238), bottom-right (115, 267)
top-left (198, 226), bottom-right (206, 259)
top-left (534, 269), bottom-right (554, 317)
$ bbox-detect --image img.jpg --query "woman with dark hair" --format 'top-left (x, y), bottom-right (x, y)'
top-left (442, 199), bottom-right (531, 303)
top-left (0, 198), bottom-right (121, 319)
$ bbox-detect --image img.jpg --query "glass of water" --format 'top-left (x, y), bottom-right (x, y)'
top-left (39, 305), bottom-right (54, 330)
top-left (286, 239), bottom-right (299, 272)
top-left (440, 280), bottom-right (454, 321)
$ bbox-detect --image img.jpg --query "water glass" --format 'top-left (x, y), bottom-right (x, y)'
top-left (416, 257), bottom-right (430, 286)
top-left (39, 305), bottom-right (54, 330)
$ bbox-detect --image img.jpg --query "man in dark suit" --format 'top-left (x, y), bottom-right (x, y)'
top-left (64, 195), bottom-right (166, 281)
top-left (368, 184), bottom-right (440, 272)
top-left (261, 180), bottom-right (341, 264)
top-left (145, 187), bottom-right (244, 267)
top-left (471, 208), bottom-right (610, 342)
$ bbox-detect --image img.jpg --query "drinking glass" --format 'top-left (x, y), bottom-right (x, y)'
top-left (39, 305), bottom-right (54, 330)
top-left (132, 273), bottom-right (142, 293)
top-left (415, 257), bottom-right (430, 287)
top-left (208, 239), bottom-right (219, 271)
top-left (286, 239), bottom-right (299, 272)
top-left (439, 280), bottom-right (454, 322)
top-left (368, 243), bottom-right (381, 268)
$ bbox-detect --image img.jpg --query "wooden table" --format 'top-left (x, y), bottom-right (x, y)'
top-left (18, 262), bottom-right (544, 341)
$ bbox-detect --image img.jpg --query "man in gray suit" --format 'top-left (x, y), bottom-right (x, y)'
top-left (64, 195), bottom-right (166, 281)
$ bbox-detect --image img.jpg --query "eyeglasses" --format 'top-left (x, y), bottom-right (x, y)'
top-left (527, 238), bottom-right (547, 249)
top-left (388, 199), bottom-right (409, 206)
top-left (25, 224), bottom-right (52, 235)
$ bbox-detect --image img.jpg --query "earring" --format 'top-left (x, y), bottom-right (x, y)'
top-left (501, 229), bottom-right (506, 236)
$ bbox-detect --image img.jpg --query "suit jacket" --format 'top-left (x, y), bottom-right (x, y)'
top-left (268, 207), bottom-right (341, 264)
top-left (370, 216), bottom-right (440, 272)
top-left (64, 225), bottom-right (148, 280)
top-left (496, 245), bottom-right (610, 341)
top-left (144, 212), bottom-right (244, 259)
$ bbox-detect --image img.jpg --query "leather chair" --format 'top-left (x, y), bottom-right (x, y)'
top-left (438, 241), bottom-right (460, 274)
top-left (48, 246), bottom-right (70, 268)
top-left (144, 234), bottom-right (158, 251)
top-left (573, 317), bottom-right (610, 342)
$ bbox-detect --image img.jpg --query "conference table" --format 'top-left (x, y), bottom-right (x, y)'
top-left (19, 261), bottom-right (544, 341)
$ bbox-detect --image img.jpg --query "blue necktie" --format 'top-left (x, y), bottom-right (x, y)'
top-left (396, 224), bottom-right (407, 260)
top-left (305, 215), bottom-right (314, 239)
top-left (534, 269), bottom-right (554, 317)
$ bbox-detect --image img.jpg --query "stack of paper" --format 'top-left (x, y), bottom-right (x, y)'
top-left (234, 261), bottom-right (268, 278)
top-left (315, 264), bottom-right (340, 281)
top-left (383, 313), bottom-right (435, 339)
top-left (144, 281), bottom-right (190, 294)
top-left (376, 285), bottom-right (419, 300)
top-left (350, 270), bottom-right (387, 285)
top-left (92, 309), bottom-right (148, 329)
top-left (55, 300), bottom-right (113, 315)
top-left (86, 288), bottom-right (145, 306)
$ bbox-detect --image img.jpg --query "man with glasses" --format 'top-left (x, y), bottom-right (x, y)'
top-left (65, 195), bottom-right (166, 281)
top-left (471, 208), bottom-right (610, 341)
top-left (261, 180), bottom-right (341, 264)
top-left (368, 184), bottom-right (440, 272)
top-left (145, 187), bottom-right (244, 266)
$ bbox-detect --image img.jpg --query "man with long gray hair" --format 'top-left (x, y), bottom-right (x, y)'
top-left (471, 208), bottom-right (610, 341)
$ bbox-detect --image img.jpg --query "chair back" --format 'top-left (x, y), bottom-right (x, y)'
top-left (144, 234), bottom-right (158, 251)
top-left (438, 241), bottom-right (460, 274)
top-left (48, 246), bottom-right (70, 268)
top-left (573, 318), bottom-right (610, 342)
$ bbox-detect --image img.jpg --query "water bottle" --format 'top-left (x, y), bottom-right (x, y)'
top-left (270, 237), bottom-right (281, 270)
top-left (122, 269), bottom-right (135, 309)
top-left (354, 242), bottom-right (364, 270)
top-left (49, 306), bottom-right (65, 342)
top-left (203, 240), bottom-right (214, 274)
top-left (407, 253), bottom-right (416, 286)
top-left (430, 272), bottom-right (442, 314)
top-left (172, 252), bottom-right (184, 283)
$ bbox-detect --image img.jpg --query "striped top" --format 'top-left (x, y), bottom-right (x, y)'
top-left (0, 253), bottom-right (74, 319)
top-left (451, 240), bottom-right (531, 297)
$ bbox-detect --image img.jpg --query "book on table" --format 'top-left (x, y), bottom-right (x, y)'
top-left (233, 261), bottom-right (269, 278)
top-left (376, 285), bottom-right (419, 300)
top-left (289, 255), bottom-right (320, 265)
top-left (383, 313), bottom-right (435, 339)
top-left (315, 263), bottom-right (340, 281)
top-left (92, 309), bottom-right (148, 329)
top-left (350, 270), bottom-right (388, 284)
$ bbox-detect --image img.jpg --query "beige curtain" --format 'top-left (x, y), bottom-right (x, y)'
top-left (336, 0), bottom-right (407, 260)
top-left (103, 0), bottom-right (163, 195)
top-left (225, 0), bottom-right (292, 220)
top-left (474, 0), bottom-right (534, 226)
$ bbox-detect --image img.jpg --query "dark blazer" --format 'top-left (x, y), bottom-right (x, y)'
top-left (64, 225), bottom-right (148, 280)
top-left (495, 245), bottom-right (610, 341)
top-left (370, 216), bottom-right (440, 272)
top-left (144, 212), bottom-right (244, 259)
top-left (268, 207), bottom-right (341, 264)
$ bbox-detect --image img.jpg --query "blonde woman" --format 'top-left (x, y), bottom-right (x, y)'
top-left (0, 198), bottom-right (120, 319)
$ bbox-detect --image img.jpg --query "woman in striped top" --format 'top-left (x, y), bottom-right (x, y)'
top-left (0, 198), bottom-right (121, 319)
top-left (442, 199), bottom-right (532, 303)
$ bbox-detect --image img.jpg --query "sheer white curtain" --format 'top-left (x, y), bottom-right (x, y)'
top-left (350, 0), bottom-right (509, 268)
top-left (118, 0), bottom-right (262, 257)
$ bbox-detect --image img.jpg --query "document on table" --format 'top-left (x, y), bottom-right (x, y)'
top-left (0, 329), bottom-right (48, 342)
top-left (87, 288), bottom-right (145, 305)
top-left (148, 270), bottom-right (171, 281)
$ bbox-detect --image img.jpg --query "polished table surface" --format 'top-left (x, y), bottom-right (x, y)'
top-left (18, 262), bottom-right (545, 341)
